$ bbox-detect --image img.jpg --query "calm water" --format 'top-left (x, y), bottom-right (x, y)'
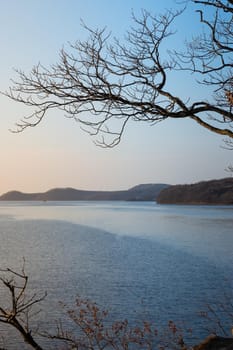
top-left (0, 201), bottom-right (232, 348)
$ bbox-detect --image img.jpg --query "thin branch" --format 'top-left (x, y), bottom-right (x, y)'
top-left (0, 264), bottom-right (45, 350)
top-left (1, 2), bottom-right (233, 147)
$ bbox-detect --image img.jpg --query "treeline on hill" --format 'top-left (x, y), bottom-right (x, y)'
top-left (157, 178), bottom-right (233, 205)
top-left (1, 178), bottom-right (233, 204)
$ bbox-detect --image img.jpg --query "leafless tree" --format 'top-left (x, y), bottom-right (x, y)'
top-left (176, 0), bottom-right (233, 148)
top-left (0, 263), bottom-right (46, 350)
top-left (0, 263), bottom-right (232, 350)
top-left (2, 1), bottom-right (233, 147)
top-left (42, 296), bottom-right (190, 350)
top-left (0, 265), bottom-right (190, 350)
top-left (198, 288), bottom-right (233, 337)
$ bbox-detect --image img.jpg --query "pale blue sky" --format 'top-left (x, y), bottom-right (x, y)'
top-left (0, 0), bottom-right (231, 193)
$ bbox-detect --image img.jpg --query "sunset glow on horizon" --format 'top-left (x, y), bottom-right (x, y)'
top-left (0, 0), bottom-right (231, 195)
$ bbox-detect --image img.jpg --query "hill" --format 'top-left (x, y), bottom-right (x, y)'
top-left (157, 178), bottom-right (233, 205)
top-left (127, 183), bottom-right (169, 201)
top-left (0, 183), bottom-right (169, 201)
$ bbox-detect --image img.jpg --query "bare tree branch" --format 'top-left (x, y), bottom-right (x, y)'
top-left (0, 263), bottom-right (46, 350)
top-left (2, 4), bottom-right (233, 147)
top-left (42, 296), bottom-right (190, 350)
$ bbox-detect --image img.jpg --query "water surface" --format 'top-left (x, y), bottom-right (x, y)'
top-left (0, 201), bottom-right (232, 348)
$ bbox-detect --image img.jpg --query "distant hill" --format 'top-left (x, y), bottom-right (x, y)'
top-left (127, 184), bottom-right (169, 201)
top-left (157, 178), bottom-right (233, 205)
top-left (2, 179), bottom-right (232, 204)
top-left (0, 190), bottom-right (38, 201)
top-left (0, 183), bottom-right (169, 202)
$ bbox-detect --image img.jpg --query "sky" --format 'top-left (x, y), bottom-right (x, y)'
top-left (0, 0), bottom-right (231, 194)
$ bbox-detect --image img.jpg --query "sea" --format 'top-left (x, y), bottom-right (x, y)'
top-left (0, 201), bottom-right (232, 349)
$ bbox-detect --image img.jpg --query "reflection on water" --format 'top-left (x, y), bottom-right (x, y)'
top-left (1, 201), bottom-right (232, 266)
top-left (0, 201), bottom-right (232, 348)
